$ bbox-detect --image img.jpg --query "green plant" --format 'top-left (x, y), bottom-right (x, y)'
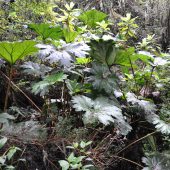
top-left (29, 23), bottom-right (63, 41)
top-left (32, 72), bottom-right (67, 96)
top-left (0, 137), bottom-right (22, 170)
top-left (59, 141), bottom-right (94, 170)
top-left (0, 40), bottom-right (38, 111)
top-left (88, 63), bottom-right (118, 94)
top-left (118, 13), bottom-right (138, 40)
top-left (72, 95), bottom-right (131, 135)
top-left (142, 152), bottom-right (170, 170)
top-left (137, 34), bottom-right (161, 55)
top-left (56, 2), bottom-right (81, 31)
top-left (79, 9), bottom-right (107, 28)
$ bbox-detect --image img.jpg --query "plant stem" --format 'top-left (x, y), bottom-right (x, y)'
top-left (128, 55), bottom-right (139, 94)
top-left (112, 155), bottom-right (144, 168)
top-left (143, 66), bottom-right (155, 97)
top-left (0, 70), bottom-right (42, 112)
top-left (4, 66), bottom-right (13, 112)
top-left (116, 131), bottom-right (157, 155)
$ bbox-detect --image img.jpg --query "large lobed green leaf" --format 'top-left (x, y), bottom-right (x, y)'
top-left (0, 41), bottom-right (38, 65)
top-left (72, 95), bottom-right (132, 135)
top-left (32, 72), bottom-right (67, 96)
top-left (88, 63), bottom-right (118, 94)
top-left (79, 9), bottom-right (107, 28)
top-left (89, 39), bottom-right (116, 65)
top-left (29, 23), bottom-right (63, 40)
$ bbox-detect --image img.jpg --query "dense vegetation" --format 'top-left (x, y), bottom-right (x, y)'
top-left (0, 0), bottom-right (169, 170)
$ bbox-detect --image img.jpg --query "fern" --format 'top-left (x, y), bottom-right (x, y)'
top-left (72, 95), bottom-right (132, 135)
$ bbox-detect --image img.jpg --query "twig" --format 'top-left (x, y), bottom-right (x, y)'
top-left (0, 70), bottom-right (42, 112)
top-left (111, 155), bottom-right (144, 168)
top-left (116, 131), bottom-right (157, 155)
top-left (128, 55), bottom-right (139, 94)
top-left (4, 66), bottom-right (13, 111)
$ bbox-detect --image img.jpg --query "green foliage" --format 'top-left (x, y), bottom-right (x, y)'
top-left (72, 95), bottom-right (132, 135)
top-left (29, 23), bottom-right (63, 40)
top-left (66, 80), bottom-right (91, 95)
top-left (59, 141), bottom-right (93, 170)
top-left (118, 13), bottom-right (138, 40)
top-left (89, 39), bottom-right (116, 65)
top-left (137, 34), bottom-right (161, 54)
top-left (0, 137), bottom-right (21, 169)
top-left (96, 20), bottom-right (111, 32)
top-left (142, 152), bottom-right (170, 170)
top-left (151, 106), bottom-right (170, 134)
top-left (75, 57), bottom-right (91, 65)
top-left (63, 29), bottom-right (79, 43)
top-left (56, 2), bottom-right (81, 31)
top-left (32, 72), bottom-right (67, 96)
top-left (11, 0), bottom-right (57, 23)
top-left (0, 1), bottom-right (169, 169)
top-left (0, 137), bottom-right (7, 150)
top-left (88, 63), bottom-right (118, 94)
top-left (126, 92), bottom-right (170, 135)
top-left (79, 9), bottom-right (107, 28)
top-left (0, 113), bottom-right (15, 125)
top-left (0, 41), bottom-right (38, 65)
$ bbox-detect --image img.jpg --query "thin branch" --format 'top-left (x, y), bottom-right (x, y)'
top-left (4, 66), bottom-right (13, 111)
top-left (111, 155), bottom-right (144, 168)
top-left (0, 70), bottom-right (42, 113)
top-left (116, 131), bottom-right (157, 155)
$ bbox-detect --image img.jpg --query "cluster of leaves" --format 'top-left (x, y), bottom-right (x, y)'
top-left (59, 141), bottom-right (93, 170)
top-left (0, 137), bottom-right (22, 170)
top-left (0, 1), bottom-right (169, 169)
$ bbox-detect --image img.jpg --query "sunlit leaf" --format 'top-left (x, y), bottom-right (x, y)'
top-left (0, 137), bottom-right (7, 149)
top-left (29, 23), bottom-right (63, 40)
top-left (79, 9), bottom-right (107, 28)
top-left (7, 147), bottom-right (21, 160)
top-left (58, 160), bottom-right (69, 170)
top-left (0, 41), bottom-right (38, 65)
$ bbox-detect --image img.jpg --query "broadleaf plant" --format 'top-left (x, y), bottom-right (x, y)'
top-left (126, 92), bottom-right (170, 135)
top-left (142, 152), bottom-right (170, 170)
top-left (36, 41), bottom-right (90, 67)
top-left (29, 23), bottom-right (63, 41)
top-left (0, 40), bottom-right (38, 65)
top-left (88, 63), bottom-right (118, 94)
top-left (79, 9), bottom-right (107, 28)
top-left (89, 39), bottom-right (116, 66)
top-left (0, 40), bottom-right (38, 111)
top-left (72, 95), bottom-right (132, 135)
top-left (32, 72), bottom-right (67, 96)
